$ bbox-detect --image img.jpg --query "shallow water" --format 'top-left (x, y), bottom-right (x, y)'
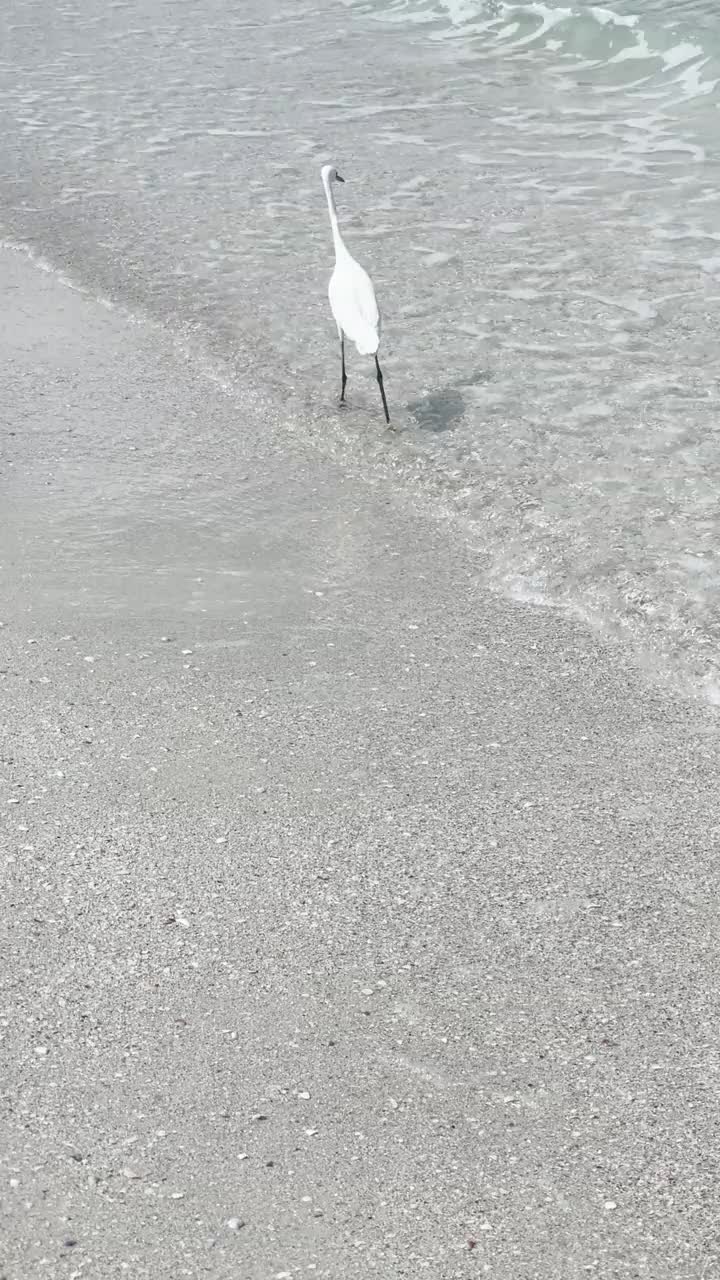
top-left (0, 0), bottom-right (718, 702)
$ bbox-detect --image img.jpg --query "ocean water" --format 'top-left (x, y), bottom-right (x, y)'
top-left (0, 0), bottom-right (718, 703)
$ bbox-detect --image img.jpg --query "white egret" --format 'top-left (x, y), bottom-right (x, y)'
top-left (321, 163), bottom-right (390, 425)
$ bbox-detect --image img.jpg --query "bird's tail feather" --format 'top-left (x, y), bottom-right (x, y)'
top-left (355, 334), bottom-right (380, 356)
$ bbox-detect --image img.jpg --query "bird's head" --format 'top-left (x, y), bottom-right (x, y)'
top-left (321, 163), bottom-right (345, 186)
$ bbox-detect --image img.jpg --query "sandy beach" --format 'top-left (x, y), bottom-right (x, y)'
top-left (2, 245), bottom-right (720, 1278)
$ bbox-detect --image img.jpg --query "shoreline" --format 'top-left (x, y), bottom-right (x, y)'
top-left (4, 231), bottom-right (716, 717)
top-left (2, 246), bottom-right (719, 1279)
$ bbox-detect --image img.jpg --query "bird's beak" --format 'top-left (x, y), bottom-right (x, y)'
top-left (335, 172), bottom-right (345, 183)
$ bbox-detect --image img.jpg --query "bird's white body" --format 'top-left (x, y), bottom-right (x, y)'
top-left (322, 164), bottom-right (381, 355)
top-left (321, 163), bottom-right (390, 423)
top-left (328, 249), bottom-right (381, 356)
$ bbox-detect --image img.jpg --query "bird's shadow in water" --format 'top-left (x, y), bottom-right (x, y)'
top-left (408, 369), bottom-right (491, 434)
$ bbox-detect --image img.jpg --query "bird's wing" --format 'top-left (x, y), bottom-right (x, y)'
top-left (329, 256), bottom-right (381, 355)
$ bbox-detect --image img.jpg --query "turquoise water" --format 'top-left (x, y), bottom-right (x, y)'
top-left (0, 0), bottom-right (718, 701)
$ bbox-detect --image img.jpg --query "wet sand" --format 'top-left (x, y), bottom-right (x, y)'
top-left (2, 246), bottom-right (719, 1279)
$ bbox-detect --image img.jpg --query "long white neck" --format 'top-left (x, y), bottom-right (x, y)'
top-left (323, 174), bottom-right (347, 260)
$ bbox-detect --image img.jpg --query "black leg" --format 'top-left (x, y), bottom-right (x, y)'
top-left (340, 334), bottom-right (347, 403)
top-left (375, 354), bottom-right (390, 425)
